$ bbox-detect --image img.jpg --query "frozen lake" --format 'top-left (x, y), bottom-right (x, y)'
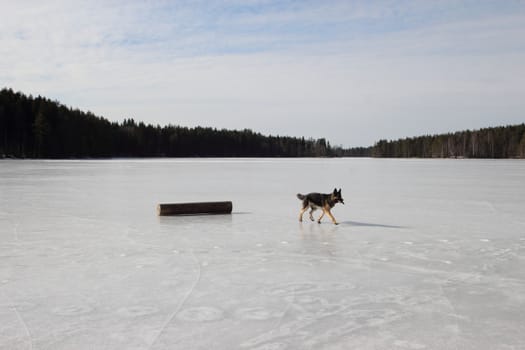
top-left (1, 158), bottom-right (524, 349)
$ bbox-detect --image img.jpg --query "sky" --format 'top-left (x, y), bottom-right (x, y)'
top-left (1, 0), bottom-right (525, 147)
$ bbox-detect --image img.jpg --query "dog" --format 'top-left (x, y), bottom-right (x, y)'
top-left (297, 188), bottom-right (344, 225)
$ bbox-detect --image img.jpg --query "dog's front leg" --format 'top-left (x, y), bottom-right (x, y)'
top-left (325, 209), bottom-right (338, 225)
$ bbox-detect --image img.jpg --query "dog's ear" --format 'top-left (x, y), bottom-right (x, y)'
top-left (333, 188), bottom-right (337, 194)
top-left (338, 188), bottom-right (342, 194)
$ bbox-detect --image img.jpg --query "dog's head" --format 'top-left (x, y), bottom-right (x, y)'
top-left (332, 188), bottom-right (344, 205)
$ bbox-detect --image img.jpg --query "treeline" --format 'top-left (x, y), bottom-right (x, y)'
top-left (371, 124), bottom-right (525, 158)
top-left (0, 88), bottom-right (348, 158)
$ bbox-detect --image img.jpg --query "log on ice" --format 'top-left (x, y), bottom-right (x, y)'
top-left (157, 201), bottom-right (233, 216)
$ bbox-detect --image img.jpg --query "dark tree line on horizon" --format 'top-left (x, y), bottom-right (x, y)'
top-left (371, 124), bottom-right (525, 158)
top-left (0, 88), bottom-right (349, 158)
top-left (2, 88), bottom-right (524, 159)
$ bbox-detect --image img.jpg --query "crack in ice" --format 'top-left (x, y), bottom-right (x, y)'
top-left (12, 305), bottom-right (33, 350)
top-left (148, 249), bottom-right (202, 349)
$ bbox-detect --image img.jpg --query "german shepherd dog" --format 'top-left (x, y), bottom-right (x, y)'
top-left (297, 188), bottom-right (344, 225)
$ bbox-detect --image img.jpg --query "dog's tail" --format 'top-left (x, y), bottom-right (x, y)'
top-left (296, 193), bottom-right (306, 200)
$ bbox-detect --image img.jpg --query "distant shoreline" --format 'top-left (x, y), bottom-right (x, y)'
top-left (2, 155), bottom-right (524, 161)
top-left (2, 88), bottom-right (524, 159)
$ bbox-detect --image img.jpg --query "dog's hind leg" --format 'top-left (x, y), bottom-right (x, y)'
top-left (298, 206), bottom-right (308, 222)
top-left (309, 208), bottom-right (316, 221)
top-left (317, 210), bottom-right (325, 224)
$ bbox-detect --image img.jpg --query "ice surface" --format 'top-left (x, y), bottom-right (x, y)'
top-left (1, 158), bottom-right (524, 349)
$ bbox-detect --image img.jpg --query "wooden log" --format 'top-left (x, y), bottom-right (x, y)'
top-left (157, 201), bottom-right (232, 216)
